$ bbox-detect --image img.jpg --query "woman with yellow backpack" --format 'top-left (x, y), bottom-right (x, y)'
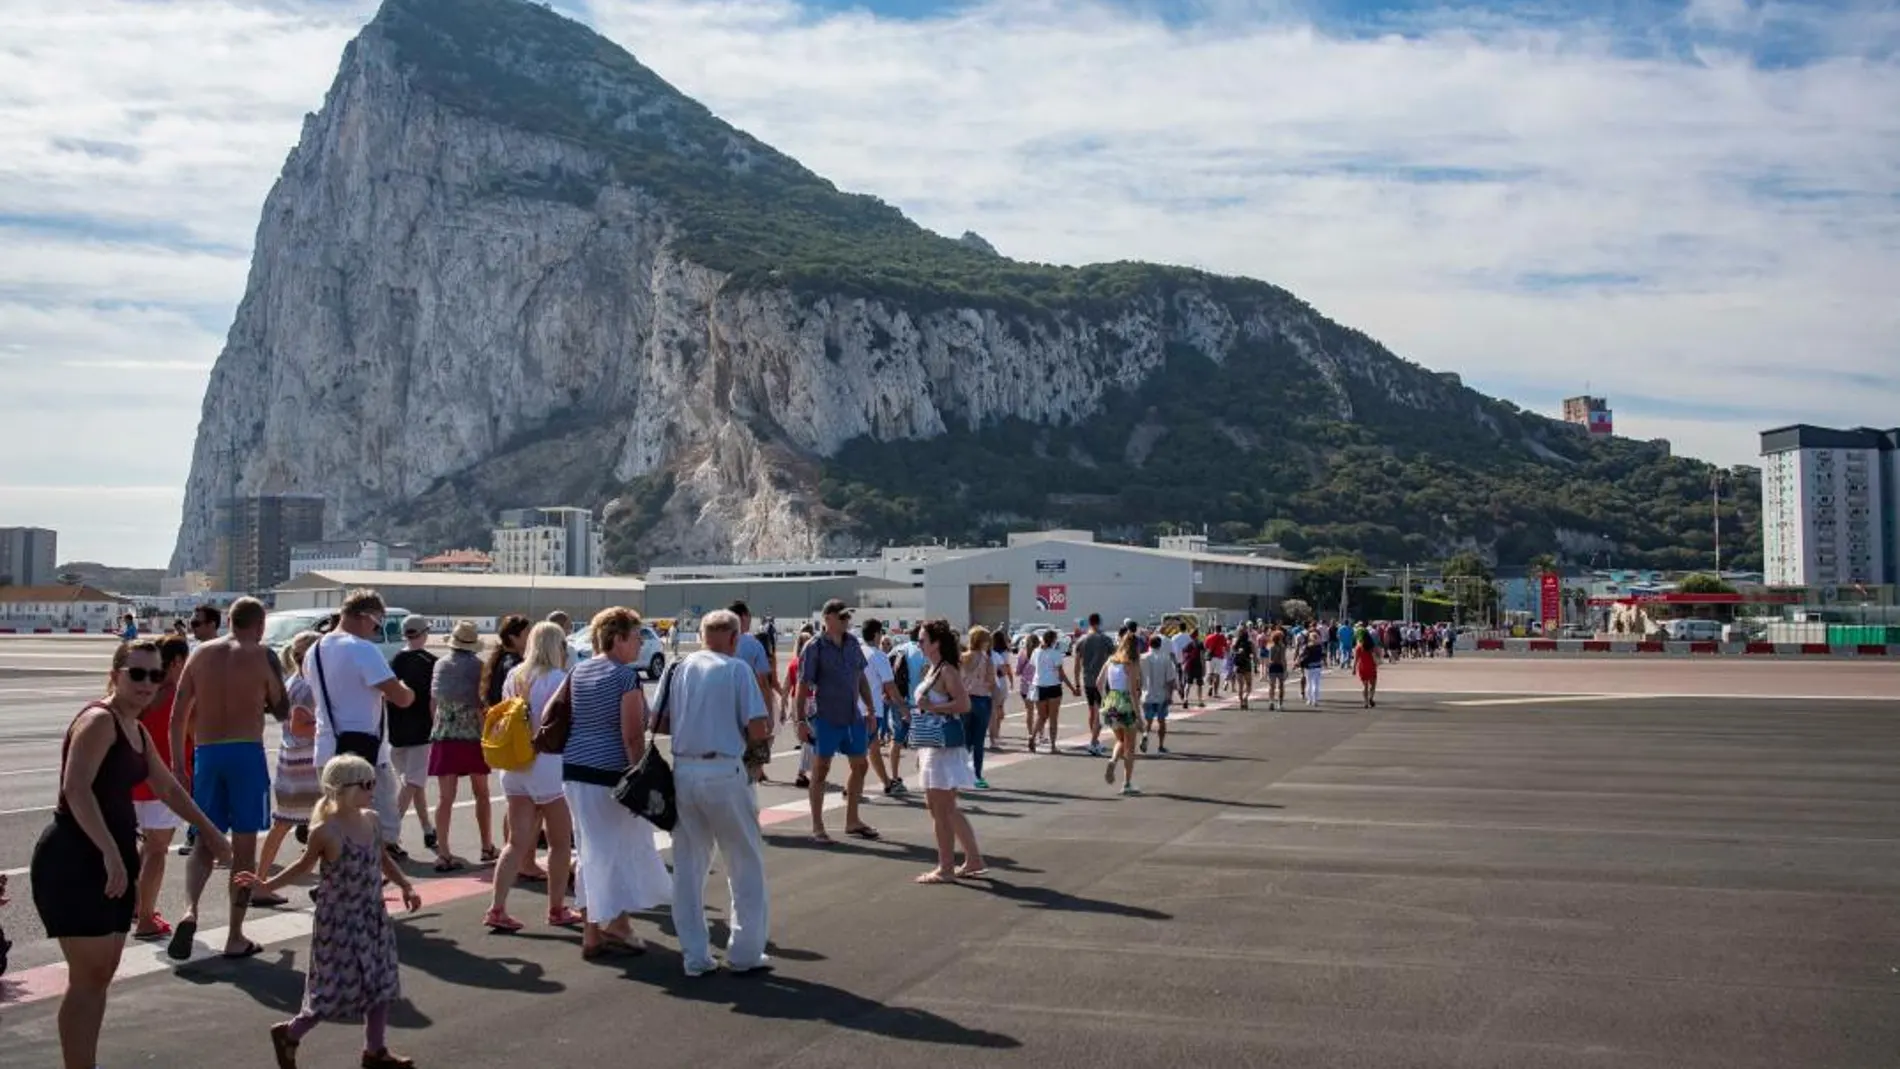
top-left (483, 622), bottom-right (579, 932)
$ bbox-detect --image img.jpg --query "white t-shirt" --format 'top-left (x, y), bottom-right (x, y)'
top-left (668, 650), bottom-right (768, 758)
top-left (860, 645), bottom-right (895, 716)
top-left (1032, 646), bottom-right (1066, 688)
top-left (309, 631), bottom-right (396, 767)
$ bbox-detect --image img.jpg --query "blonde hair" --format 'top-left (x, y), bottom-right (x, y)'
top-left (519, 621), bottom-right (568, 685)
top-left (589, 606), bottom-right (640, 656)
top-left (961, 625), bottom-right (992, 682)
top-left (1110, 632), bottom-right (1140, 665)
top-left (310, 753), bottom-right (376, 830)
top-left (287, 630), bottom-right (320, 675)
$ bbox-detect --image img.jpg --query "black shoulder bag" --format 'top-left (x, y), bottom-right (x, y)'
top-left (312, 640), bottom-right (384, 764)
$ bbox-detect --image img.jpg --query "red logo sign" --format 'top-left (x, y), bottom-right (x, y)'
top-left (1540, 572), bottom-right (1562, 631)
top-left (1035, 584), bottom-right (1068, 612)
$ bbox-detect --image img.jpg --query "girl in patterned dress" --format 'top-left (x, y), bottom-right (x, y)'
top-left (235, 754), bottom-right (422, 1069)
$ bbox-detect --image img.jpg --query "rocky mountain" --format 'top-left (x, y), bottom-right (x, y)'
top-left (171, 0), bottom-right (1760, 577)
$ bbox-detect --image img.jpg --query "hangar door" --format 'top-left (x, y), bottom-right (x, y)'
top-left (968, 583), bottom-right (1011, 629)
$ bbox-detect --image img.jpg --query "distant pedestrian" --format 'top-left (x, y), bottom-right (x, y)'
top-left (960, 625), bottom-right (997, 789)
top-left (385, 617), bottom-right (438, 851)
top-left (1137, 634), bottom-right (1178, 755)
top-left (666, 610), bottom-right (773, 976)
top-left (1298, 629), bottom-right (1326, 706)
top-left (236, 754), bottom-right (421, 1069)
top-left (1354, 630), bottom-right (1380, 708)
top-left (255, 631), bottom-right (322, 903)
top-left (1095, 632), bottom-right (1144, 794)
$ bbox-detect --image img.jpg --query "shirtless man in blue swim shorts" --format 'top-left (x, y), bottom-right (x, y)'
top-left (170, 595), bottom-right (288, 960)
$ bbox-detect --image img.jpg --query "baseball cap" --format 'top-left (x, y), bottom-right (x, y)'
top-left (402, 616), bottom-right (430, 637)
top-left (821, 598), bottom-right (852, 618)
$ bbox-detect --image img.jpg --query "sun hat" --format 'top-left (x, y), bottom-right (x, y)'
top-left (448, 620), bottom-right (481, 651)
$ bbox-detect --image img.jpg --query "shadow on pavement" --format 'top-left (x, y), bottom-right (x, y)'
top-left (173, 952), bottom-right (435, 1030)
top-left (762, 834), bottom-right (1043, 876)
top-left (396, 922), bottom-right (566, 994)
top-left (1147, 793), bottom-right (1283, 809)
top-left (965, 878), bottom-right (1172, 920)
top-left (601, 945), bottom-right (1022, 1050)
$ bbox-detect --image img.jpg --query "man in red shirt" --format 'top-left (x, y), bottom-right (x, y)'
top-left (1202, 626), bottom-right (1230, 699)
top-left (131, 635), bottom-right (192, 938)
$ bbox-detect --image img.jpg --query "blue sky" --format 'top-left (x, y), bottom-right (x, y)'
top-left (0, 0), bottom-right (1896, 566)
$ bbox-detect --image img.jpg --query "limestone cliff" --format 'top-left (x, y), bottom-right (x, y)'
top-left (172, 0), bottom-right (1756, 575)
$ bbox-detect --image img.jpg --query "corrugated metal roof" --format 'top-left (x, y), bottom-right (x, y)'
top-left (276, 570), bottom-right (646, 592)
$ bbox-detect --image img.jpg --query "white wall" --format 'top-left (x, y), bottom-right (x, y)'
top-left (925, 541), bottom-right (1193, 630)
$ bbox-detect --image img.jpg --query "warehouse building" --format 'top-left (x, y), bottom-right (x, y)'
top-left (272, 570), bottom-right (646, 621)
top-left (641, 575), bottom-right (913, 626)
top-left (923, 533), bottom-right (1308, 630)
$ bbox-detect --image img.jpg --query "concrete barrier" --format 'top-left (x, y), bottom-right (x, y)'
top-left (1465, 638), bottom-right (1900, 659)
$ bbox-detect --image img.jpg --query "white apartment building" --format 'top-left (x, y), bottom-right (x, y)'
top-left (1760, 425), bottom-right (1900, 588)
top-left (493, 507), bottom-right (604, 577)
top-left (288, 539), bottom-right (415, 579)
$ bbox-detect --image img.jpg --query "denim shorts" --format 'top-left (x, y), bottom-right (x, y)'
top-left (875, 703), bottom-right (910, 746)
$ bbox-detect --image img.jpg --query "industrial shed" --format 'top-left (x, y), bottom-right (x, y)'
top-left (641, 575), bottom-right (912, 625)
top-left (272, 570), bottom-right (646, 621)
top-left (922, 534), bottom-right (1308, 631)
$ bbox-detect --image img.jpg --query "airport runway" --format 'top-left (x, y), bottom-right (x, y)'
top-left (2, 643), bottom-right (1896, 1067)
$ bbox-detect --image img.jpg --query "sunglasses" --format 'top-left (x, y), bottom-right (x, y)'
top-left (346, 779), bottom-right (376, 791)
top-left (122, 666), bottom-right (165, 683)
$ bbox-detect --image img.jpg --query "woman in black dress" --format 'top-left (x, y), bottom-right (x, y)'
top-left (31, 640), bottom-right (231, 1069)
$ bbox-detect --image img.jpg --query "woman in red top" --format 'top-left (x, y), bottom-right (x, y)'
top-left (788, 626), bottom-right (813, 788)
top-left (1353, 630), bottom-right (1380, 709)
top-left (131, 636), bottom-right (191, 938)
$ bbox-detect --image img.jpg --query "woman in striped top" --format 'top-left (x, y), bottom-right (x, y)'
top-left (561, 607), bottom-right (671, 959)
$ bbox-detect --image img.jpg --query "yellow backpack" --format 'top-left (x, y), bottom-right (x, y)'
top-left (481, 697), bottom-right (535, 772)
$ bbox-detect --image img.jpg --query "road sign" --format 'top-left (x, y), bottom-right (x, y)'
top-left (1035, 584), bottom-right (1068, 612)
top-left (1540, 572), bottom-right (1561, 634)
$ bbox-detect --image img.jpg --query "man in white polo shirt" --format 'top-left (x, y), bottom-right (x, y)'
top-left (307, 589), bottom-right (416, 855)
top-left (666, 609), bottom-right (772, 977)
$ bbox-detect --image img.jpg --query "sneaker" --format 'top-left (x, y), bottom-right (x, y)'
top-left (1027, 737), bottom-right (1037, 753)
top-left (1104, 758), bottom-right (1117, 784)
top-left (423, 830), bottom-right (438, 852)
top-left (1157, 745), bottom-right (1170, 755)
top-left (972, 778), bottom-right (990, 790)
top-left (683, 959), bottom-right (719, 978)
top-left (1139, 734), bottom-right (1149, 753)
top-left (793, 774), bottom-right (810, 789)
top-left (882, 781), bottom-right (900, 797)
top-left (1120, 784), bottom-right (1142, 796)
top-left (891, 779), bottom-right (909, 796)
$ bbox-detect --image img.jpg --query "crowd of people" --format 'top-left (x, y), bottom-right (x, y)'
top-left (20, 588), bottom-right (1439, 1069)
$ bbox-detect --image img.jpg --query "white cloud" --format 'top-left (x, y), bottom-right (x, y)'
top-left (0, 0), bottom-right (1895, 568)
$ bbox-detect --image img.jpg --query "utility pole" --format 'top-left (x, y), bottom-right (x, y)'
top-left (1712, 471), bottom-right (1722, 575)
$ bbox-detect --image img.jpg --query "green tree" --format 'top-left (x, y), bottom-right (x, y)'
top-left (1676, 572), bottom-right (1737, 595)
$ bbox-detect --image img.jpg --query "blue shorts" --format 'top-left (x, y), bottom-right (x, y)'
top-left (875, 704), bottom-right (910, 746)
top-left (812, 716), bottom-right (869, 759)
top-left (192, 740), bottom-right (272, 835)
top-left (1142, 701), bottom-right (1169, 722)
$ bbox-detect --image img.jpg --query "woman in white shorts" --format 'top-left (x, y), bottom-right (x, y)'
top-left (485, 622), bottom-right (579, 931)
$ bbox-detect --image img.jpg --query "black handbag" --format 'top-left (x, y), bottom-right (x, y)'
top-left (311, 641), bottom-right (383, 763)
top-left (613, 741), bottom-right (677, 831)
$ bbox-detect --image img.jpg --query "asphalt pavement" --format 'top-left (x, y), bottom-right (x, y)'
top-left (1, 645), bottom-right (1897, 1068)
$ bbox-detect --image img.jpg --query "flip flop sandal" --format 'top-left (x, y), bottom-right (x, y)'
top-left (480, 846), bottom-right (500, 863)
top-left (166, 917), bottom-right (197, 961)
top-left (433, 857), bottom-right (465, 873)
top-left (845, 825), bottom-right (881, 841)
top-left (810, 832), bottom-right (835, 845)
top-left (516, 868), bottom-right (548, 882)
top-left (270, 1023), bottom-right (299, 1069)
top-left (913, 870), bottom-right (957, 885)
top-left (360, 1049), bottom-right (417, 1069)
top-left (483, 909), bottom-right (525, 933)
top-left (547, 907), bottom-right (585, 927)
top-left (954, 866), bottom-right (991, 879)
top-left (222, 940), bottom-right (266, 959)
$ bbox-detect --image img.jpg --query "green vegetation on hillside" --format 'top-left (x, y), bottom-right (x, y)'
top-left (375, 0), bottom-right (1293, 317)
top-left (819, 338), bottom-right (1761, 571)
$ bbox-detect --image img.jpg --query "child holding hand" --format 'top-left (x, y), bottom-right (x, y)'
top-left (233, 754), bottom-right (422, 1069)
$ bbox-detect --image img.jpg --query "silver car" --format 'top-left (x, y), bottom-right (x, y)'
top-left (568, 624), bottom-right (667, 679)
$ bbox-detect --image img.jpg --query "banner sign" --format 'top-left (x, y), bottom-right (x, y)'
top-left (1539, 572), bottom-right (1561, 633)
top-left (1035, 584), bottom-right (1068, 612)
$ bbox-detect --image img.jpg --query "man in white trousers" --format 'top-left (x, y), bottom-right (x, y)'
top-left (666, 609), bottom-right (773, 976)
